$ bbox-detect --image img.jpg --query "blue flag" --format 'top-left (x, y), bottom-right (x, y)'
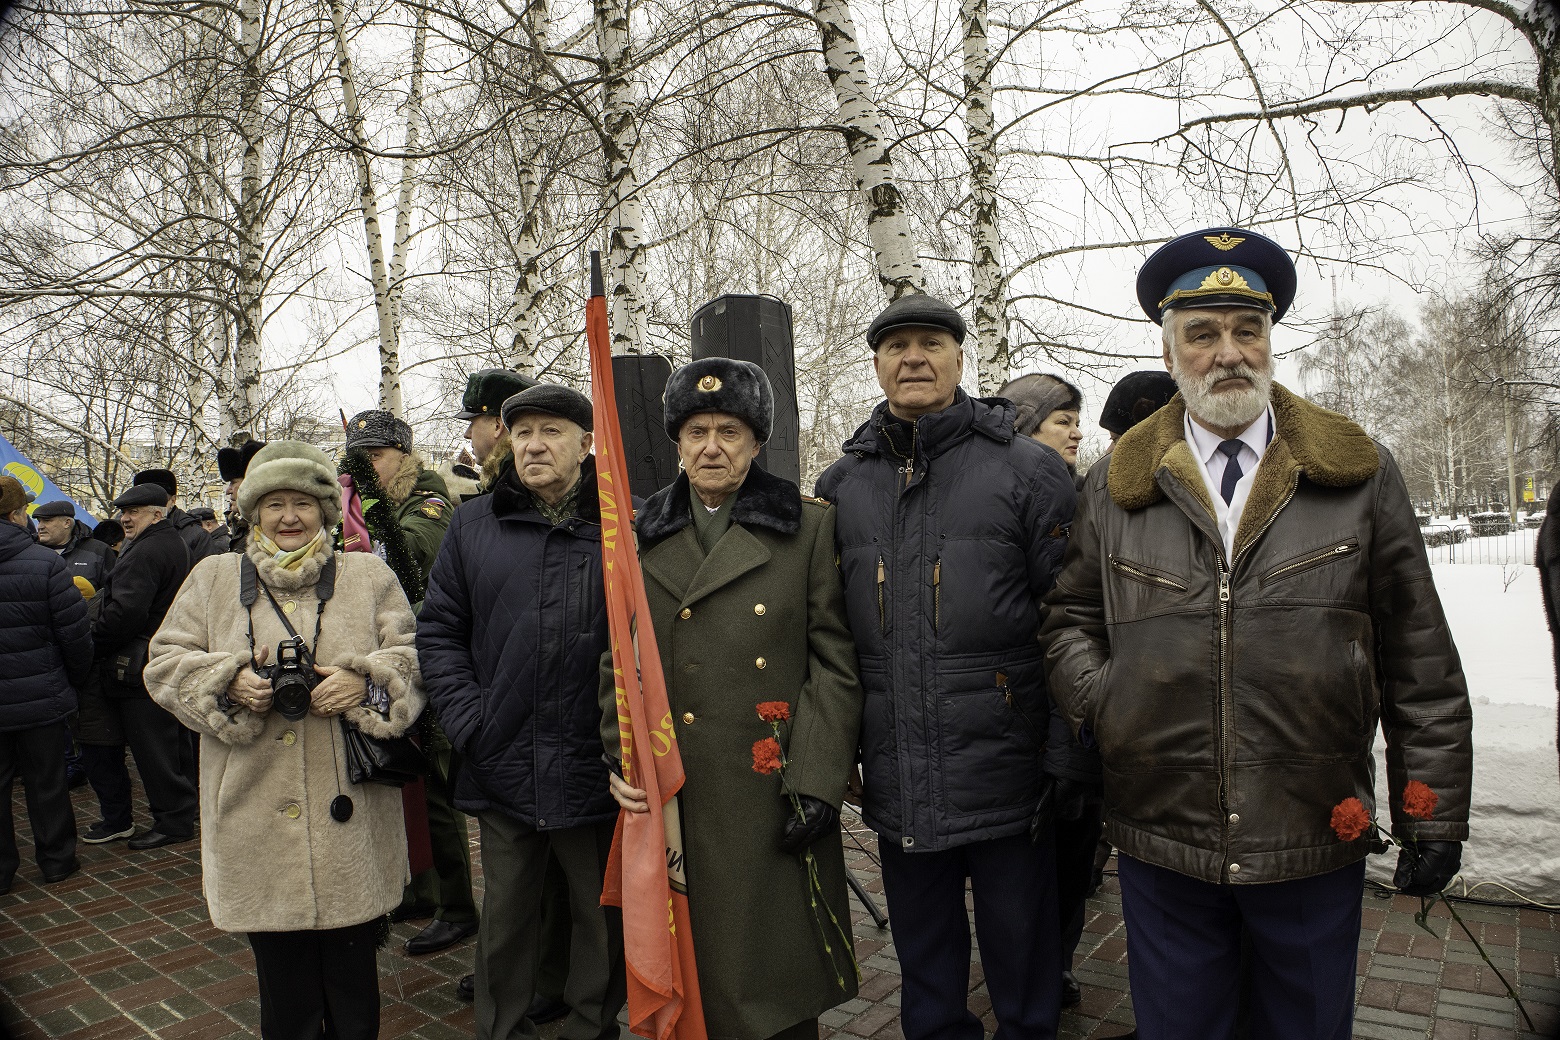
top-left (0, 430), bottom-right (99, 525)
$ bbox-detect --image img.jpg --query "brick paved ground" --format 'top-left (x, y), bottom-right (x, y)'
top-left (2, 784), bottom-right (1557, 1039)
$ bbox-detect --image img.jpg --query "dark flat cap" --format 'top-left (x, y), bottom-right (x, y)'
top-left (457, 368), bottom-right (539, 420)
top-left (866, 294), bottom-right (967, 349)
top-left (501, 385), bottom-right (593, 431)
top-left (187, 506), bottom-right (217, 522)
top-left (663, 357), bottom-right (774, 442)
top-left (345, 410), bottom-right (414, 454)
top-left (113, 484), bottom-right (169, 509)
top-left (133, 468), bottom-right (178, 496)
top-left (217, 439), bottom-right (267, 482)
top-left (1136, 227), bottom-right (1297, 325)
top-left (1100, 371), bottom-right (1178, 436)
top-left (32, 500), bottom-right (75, 520)
top-left (92, 519), bottom-right (124, 546)
top-left (0, 475), bottom-right (31, 515)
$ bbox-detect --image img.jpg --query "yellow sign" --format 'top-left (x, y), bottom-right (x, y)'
top-left (1524, 476), bottom-right (1536, 503)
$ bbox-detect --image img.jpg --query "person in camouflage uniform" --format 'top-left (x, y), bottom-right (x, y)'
top-left (341, 409), bottom-right (478, 957)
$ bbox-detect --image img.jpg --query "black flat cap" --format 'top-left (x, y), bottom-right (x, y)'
top-left (663, 357), bottom-right (774, 442)
top-left (501, 385), bottom-right (593, 431)
top-left (113, 484), bottom-right (169, 509)
top-left (866, 293), bottom-right (967, 349)
top-left (133, 468), bottom-right (178, 496)
top-left (217, 439), bottom-right (267, 482)
top-left (1136, 227), bottom-right (1297, 325)
top-left (457, 368), bottom-right (539, 420)
top-left (187, 506), bottom-right (217, 522)
top-left (32, 500), bottom-right (75, 520)
top-left (1100, 371), bottom-right (1179, 436)
top-left (93, 519), bottom-right (123, 545)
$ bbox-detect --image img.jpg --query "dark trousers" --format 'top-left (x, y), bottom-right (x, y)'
top-left (474, 811), bottom-right (624, 1040)
top-left (247, 919), bottom-right (381, 1040)
top-left (79, 698), bottom-right (197, 837)
top-left (1053, 807), bottom-right (1104, 971)
top-left (878, 831), bottom-right (1062, 1040)
top-left (0, 720), bottom-right (78, 886)
top-left (1117, 855), bottom-right (1365, 1040)
top-left (404, 723), bottom-right (477, 923)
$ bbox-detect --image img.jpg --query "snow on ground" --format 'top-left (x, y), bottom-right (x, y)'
top-left (1367, 562), bottom-right (1560, 903)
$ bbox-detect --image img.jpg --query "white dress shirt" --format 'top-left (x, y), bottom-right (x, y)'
top-left (1184, 406), bottom-right (1274, 560)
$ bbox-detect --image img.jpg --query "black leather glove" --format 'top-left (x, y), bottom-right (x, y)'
top-left (1052, 776), bottom-right (1100, 822)
top-left (1030, 776), bottom-right (1056, 844)
top-left (1393, 840), bottom-right (1462, 897)
top-left (780, 795), bottom-right (838, 855)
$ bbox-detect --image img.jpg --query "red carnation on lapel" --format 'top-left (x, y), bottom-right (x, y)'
top-left (757, 701), bottom-right (791, 723)
top-left (752, 737), bottom-right (783, 775)
top-left (1330, 797), bottom-right (1372, 842)
top-left (1403, 780), bottom-right (1439, 821)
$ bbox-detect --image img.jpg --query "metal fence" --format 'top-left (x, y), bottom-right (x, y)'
top-left (1421, 524), bottom-right (1538, 565)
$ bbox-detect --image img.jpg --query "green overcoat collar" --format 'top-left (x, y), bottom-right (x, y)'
top-left (1106, 381), bottom-right (1379, 557)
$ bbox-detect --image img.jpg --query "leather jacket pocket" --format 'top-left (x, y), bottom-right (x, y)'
top-left (1260, 539), bottom-right (1359, 586)
top-left (1108, 555), bottom-right (1187, 592)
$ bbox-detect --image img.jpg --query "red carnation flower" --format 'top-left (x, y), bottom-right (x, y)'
top-left (757, 701), bottom-right (792, 723)
top-left (1330, 797), bottom-right (1372, 842)
top-left (752, 737), bottom-right (783, 775)
top-left (1403, 780), bottom-right (1439, 821)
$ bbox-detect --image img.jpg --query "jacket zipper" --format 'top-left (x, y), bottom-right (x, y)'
top-left (876, 555), bottom-right (886, 632)
top-left (1260, 541), bottom-right (1358, 585)
top-left (932, 557), bottom-right (941, 631)
top-left (1217, 474), bottom-right (1299, 869)
top-left (1109, 556), bottom-right (1188, 592)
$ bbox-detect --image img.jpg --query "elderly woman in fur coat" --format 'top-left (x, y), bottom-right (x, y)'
top-left (145, 441), bottom-right (424, 1040)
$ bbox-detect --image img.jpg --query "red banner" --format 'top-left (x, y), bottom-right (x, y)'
top-left (588, 254), bottom-right (706, 1040)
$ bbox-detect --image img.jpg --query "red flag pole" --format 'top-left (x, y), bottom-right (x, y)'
top-left (588, 252), bottom-right (707, 1040)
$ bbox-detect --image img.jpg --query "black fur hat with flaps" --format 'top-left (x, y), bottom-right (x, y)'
top-left (662, 357), bottom-right (774, 443)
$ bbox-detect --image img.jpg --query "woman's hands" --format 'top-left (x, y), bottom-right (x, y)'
top-left (609, 772), bottom-right (650, 813)
top-left (228, 646), bottom-right (273, 714)
top-left (310, 665), bottom-right (367, 717)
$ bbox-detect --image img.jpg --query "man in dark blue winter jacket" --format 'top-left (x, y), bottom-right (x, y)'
top-left (815, 295), bottom-right (1077, 1040)
top-left (417, 384), bottom-right (624, 1040)
top-left (0, 476), bottom-right (92, 892)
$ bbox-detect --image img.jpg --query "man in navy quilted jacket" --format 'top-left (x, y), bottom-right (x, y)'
top-left (417, 384), bottom-right (624, 1040)
top-left (0, 475), bottom-right (93, 892)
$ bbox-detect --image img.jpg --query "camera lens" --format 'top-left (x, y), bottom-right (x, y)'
top-left (273, 676), bottom-right (311, 720)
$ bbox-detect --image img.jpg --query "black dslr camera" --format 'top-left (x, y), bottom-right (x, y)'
top-left (257, 636), bottom-right (318, 720)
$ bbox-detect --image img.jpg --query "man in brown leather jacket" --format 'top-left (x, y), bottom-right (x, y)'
top-left (1040, 227), bottom-right (1473, 1040)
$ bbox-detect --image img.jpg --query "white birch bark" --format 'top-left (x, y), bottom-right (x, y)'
top-left (811, 0), bottom-right (925, 301)
top-left (387, 5), bottom-right (426, 351)
top-left (233, 0), bottom-right (266, 432)
top-left (961, 0), bottom-right (1009, 393)
top-left (327, 0), bottom-right (402, 416)
top-left (504, 0), bottom-right (551, 376)
top-left (593, 0), bottom-right (650, 355)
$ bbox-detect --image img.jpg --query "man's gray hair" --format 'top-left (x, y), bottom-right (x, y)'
top-left (1162, 308), bottom-right (1273, 354)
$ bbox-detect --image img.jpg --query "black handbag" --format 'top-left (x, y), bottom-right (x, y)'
top-left (108, 636), bottom-right (151, 690)
top-left (339, 717), bottom-right (426, 787)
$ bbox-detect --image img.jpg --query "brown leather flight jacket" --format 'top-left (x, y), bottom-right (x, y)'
top-left (1040, 384), bottom-right (1473, 885)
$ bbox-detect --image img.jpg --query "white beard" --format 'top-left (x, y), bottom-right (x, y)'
top-left (1172, 357), bottom-right (1272, 431)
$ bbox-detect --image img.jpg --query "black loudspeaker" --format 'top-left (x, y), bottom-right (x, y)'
top-left (689, 295), bottom-right (800, 486)
top-left (611, 354), bottom-right (679, 496)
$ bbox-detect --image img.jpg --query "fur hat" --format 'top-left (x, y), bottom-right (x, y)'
top-left (663, 357), bottom-right (774, 442)
top-left (132, 468), bottom-right (178, 497)
top-left (236, 441), bottom-right (344, 528)
top-left (217, 439), bottom-right (267, 482)
top-left (997, 373), bottom-right (1083, 438)
top-left (1099, 371), bottom-right (1178, 436)
top-left (345, 410), bottom-right (414, 454)
top-left (0, 475), bottom-right (32, 515)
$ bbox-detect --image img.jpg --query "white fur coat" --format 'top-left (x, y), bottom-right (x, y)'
top-left (146, 546), bottom-right (425, 933)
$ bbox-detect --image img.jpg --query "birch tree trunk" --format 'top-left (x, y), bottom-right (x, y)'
top-left (387, 5), bottom-right (426, 351)
top-left (505, 0), bottom-right (551, 376)
top-left (233, 0), bottom-right (266, 432)
top-left (961, 0), bottom-right (1009, 392)
top-left (811, 0), bottom-right (925, 301)
top-left (593, 0), bottom-right (650, 355)
top-left (328, 0), bottom-right (402, 415)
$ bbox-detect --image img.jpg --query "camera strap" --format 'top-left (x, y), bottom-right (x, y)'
top-left (239, 553), bottom-right (334, 657)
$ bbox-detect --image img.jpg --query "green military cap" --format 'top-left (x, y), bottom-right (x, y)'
top-left (456, 368), bottom-right (539, 421)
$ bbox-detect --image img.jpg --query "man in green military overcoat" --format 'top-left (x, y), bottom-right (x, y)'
top-left (341, 409), bottom-right (479, 957)
top-left (602, 358), bottom-right (864, 1040)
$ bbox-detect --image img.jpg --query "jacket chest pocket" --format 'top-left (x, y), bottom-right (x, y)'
top-left (1108, 555), bottom-right (1187, 592)
top-left (1259, 540), bottom-right (1359, 587)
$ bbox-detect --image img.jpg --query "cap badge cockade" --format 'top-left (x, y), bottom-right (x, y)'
top-left (1205, 233), bottom-right (1245, 251)
top-left (1204, 266), bottom-right (1248, 290)
top-left (698, 375), bottom-right (722, 392)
